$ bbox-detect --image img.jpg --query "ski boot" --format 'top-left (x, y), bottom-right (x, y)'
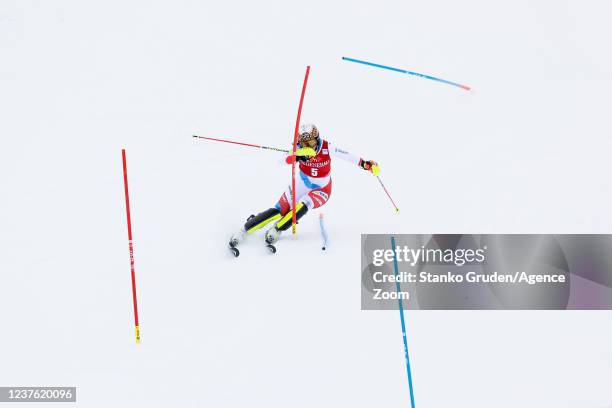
top-left (264, 226), bottom-right (280, 254)
top-left (229, 215), bottom-right (253, 257)
top-left (229, 228), bottom-right (247, 257)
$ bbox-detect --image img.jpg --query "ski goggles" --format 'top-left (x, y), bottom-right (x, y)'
top-left (299, 137), bottom-right (319, 149)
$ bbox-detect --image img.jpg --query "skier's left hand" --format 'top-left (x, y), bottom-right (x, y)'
top-left (360, 159), bottom-right (380, 176)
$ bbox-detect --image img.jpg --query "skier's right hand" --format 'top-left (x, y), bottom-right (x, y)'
top-left (296, 147), bottom-right (316, 158)
top-left (285, 147), bottom-right (316, 164)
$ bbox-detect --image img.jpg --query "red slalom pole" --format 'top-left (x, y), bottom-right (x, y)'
top-left (122, 149), bottom-right (141, 344)
top-left (291, 66), bottom-right (311, 236)
top-left (192, 135), bottom-right (289, 153)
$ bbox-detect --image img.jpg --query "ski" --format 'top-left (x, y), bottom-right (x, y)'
top-left (228, 239), bottom-right (277, 257)
top-left (229, 242), bottom-right (240, 257)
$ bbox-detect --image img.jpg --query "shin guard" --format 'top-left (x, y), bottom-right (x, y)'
top-left (275, 202), bottom-right (308, 232)
top-left (245, 208), bottom-right (281, 234)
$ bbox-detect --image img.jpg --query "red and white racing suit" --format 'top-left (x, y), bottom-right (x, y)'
top-left (275, 139), bottom-right (360, 215)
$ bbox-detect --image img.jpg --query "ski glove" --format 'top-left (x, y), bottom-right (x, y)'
top-left (285, 147), bottom-right (317, 164)
top-left (359, 159), bottom-right (380, 176)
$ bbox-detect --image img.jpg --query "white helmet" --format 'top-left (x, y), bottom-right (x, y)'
top-left (298, 124), bottom-right (319, 143)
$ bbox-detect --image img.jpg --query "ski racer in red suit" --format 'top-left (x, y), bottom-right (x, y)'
top-left (229, 124), bottom-right (379, 250)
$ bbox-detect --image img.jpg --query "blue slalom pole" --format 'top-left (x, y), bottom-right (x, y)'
top-left (390, 236), bottom-right (416, 408)
top-left (342, 56), bottom-right (471, 91)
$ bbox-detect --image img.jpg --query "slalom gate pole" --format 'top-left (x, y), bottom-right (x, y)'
top-left (319, 213), bottom-right (329, 250)
top-left (193, 135), bottom-right (289, 153)
top-left (291, 66), bottom-right (311, 236)
top-left (342, 56), bottom-right (471, 91)
top-left (122, 149), bottom-right (141, 344)
top-left (376, 176), bottom-right (400, 214)
top-left (390, 236), bottom-right (416, 408)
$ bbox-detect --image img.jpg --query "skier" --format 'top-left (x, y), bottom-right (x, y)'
top-left (229, 124), bottom-right (380, 255)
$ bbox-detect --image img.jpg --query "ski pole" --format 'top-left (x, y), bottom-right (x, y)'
top-left (319, 213), bottom-right (329, 250)
top-left (192, 135), bottom-right (289, 153)
top-left (377, 176), bottom-right (400, 214)
top-left (342, 56), bottom-right (471, 91)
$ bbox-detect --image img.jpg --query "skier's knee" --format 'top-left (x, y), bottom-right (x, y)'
top-left (275, 202), bottom-right (308, 232)
top-left (277, 194), bottom-right (291, 215)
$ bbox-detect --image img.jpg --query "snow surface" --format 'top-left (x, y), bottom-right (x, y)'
top-left (1, 0), bottom-right (612, 407)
